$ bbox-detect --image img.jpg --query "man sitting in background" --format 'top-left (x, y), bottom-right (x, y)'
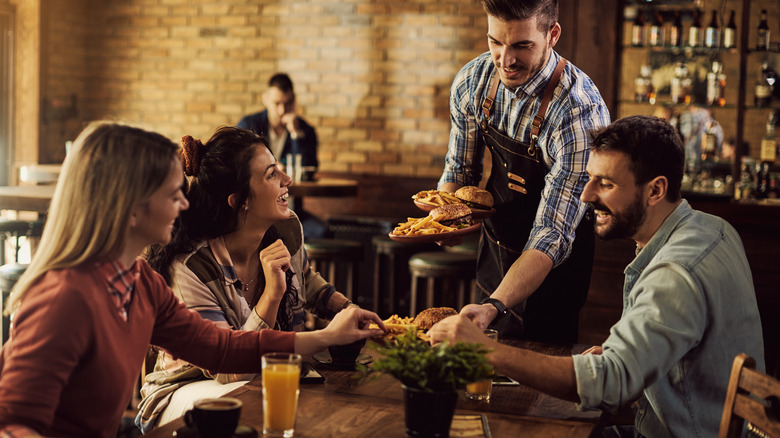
top-left (430, 115), bottom-right (764, 438)
top-left (238, 73), bottom-right (325, 237)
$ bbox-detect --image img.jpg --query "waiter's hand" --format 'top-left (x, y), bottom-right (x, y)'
top-left (434, 236), bottom-right (464, 247)
top-left (460, 303), bottom-right (498, 330)
top-left (281, 113), bottom-right (302, 138)
top-left (428, 315), bottom-right (496, 346)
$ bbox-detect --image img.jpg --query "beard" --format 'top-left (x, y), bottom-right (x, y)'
top-left (591, 193), bottom-right (647, 241)
top-left (495, 44), bottom-right (550, 90)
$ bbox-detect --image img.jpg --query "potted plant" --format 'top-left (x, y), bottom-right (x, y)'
top-left (363, 329), bottom-right (493, 437)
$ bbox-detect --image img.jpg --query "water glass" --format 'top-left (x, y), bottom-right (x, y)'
top-left (465, 329), bottom-right (498, 402)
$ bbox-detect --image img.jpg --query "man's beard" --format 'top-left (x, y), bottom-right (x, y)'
top-left (591, 193), bottom-right (646, 241)
top-left (496, 44), bottom-right (549, 90)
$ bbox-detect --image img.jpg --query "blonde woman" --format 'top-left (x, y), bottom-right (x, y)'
top-left (0, 122), bottom-right (384, 438)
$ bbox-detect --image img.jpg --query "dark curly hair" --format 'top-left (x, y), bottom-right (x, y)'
top-left (146, 126), bottom-right (299, 330)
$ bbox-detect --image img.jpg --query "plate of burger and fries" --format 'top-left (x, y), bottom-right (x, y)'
top-left (411, 186), bottom-right (496, 219)
top-left (388, 186), bottom-right (493, 243)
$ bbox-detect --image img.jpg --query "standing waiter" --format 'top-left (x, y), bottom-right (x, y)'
top-left (438, 0), bottom-right (610, 343)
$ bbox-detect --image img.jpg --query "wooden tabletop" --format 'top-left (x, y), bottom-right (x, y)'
top-left (142, 340), bottom-right (601, 438)
top-left (0, 185), bottom-right (55, 213)
top-left (288, 178), bottom-right (358, 198)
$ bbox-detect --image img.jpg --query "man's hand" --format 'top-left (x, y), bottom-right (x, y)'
top-left (280, 113), bottom-right (301, 138)
top-left (460, 303), bottom-right (498, 330)
top-left (581, 346), bottom-right (603, 355)
top-left (427, 314), bottom-right (500, 348)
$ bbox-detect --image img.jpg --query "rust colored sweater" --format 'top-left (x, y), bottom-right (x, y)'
top-left (0, 259), bottom-right (294, 437)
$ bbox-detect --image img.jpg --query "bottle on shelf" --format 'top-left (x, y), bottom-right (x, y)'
top-left (723, 10), bottom-right (737, 49)
top-left (671, 63), bottom-right (693, 104)
top-left (701, 121), bottom-right (718, 162)
top-left (649, 11), bottom-right (664, 47)
top-left (705, 10), bottom-right (720, 49)
top-left (735, 162), bottom-right (755, 200)
top-left (757, 9), bottom-right (770, 51)
top-left (707, 61), bottom-right (726, 107)
top-left (688, 9), bottom-right (703, 48)
top-left (755, 162), bottom-right (771, 198)
top-left (635, 65), bottom-right (655, 104)
top-left (669, 11), bottom-right (684, 48)
top-left (755, 60), bottom-right (777, 108)
top-left (760, 112), bottom-right (777, 165)
top-left (631, 10), bottom-right (646, 47)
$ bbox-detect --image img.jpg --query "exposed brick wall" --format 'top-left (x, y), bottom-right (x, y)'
top-left (36, 0), bottom-right (489, 178)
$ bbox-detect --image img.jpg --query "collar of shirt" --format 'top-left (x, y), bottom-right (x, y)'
top-left (513, 50), bottom-right (560, 99)
top-left (626, 200), bottom-right (692, 276)
top-left (97, 258), bottom-right (141, 321)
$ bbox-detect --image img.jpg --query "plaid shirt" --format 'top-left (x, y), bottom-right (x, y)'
top-left (97, 259), bottom-right (140, 322)
top-left (439, 50), bottom-right (610, 266)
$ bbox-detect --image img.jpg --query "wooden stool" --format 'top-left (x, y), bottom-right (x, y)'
top-left (408, 251), bottom-right (477, 316)
top-left (304, 238), bottom-right (363, 302)
top-left (0, 262), bottom-right (27, 344)
top-left (0, 219), bottom-right (32, 265)
top-left (371, 235), bottom-right (438, 317)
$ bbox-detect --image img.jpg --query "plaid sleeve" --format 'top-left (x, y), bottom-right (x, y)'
top-left (526, 77), bottom-right (611, 266)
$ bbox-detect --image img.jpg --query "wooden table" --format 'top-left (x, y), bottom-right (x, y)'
top-left (0, 185), bottom-right (55, 213)
top-left (287, 178), bottom-right (358, 212)
top-left (142, 341), bottom-right (602, 437)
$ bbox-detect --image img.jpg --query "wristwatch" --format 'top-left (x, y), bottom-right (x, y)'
top-left (480, 297), bottom-right (508, 324)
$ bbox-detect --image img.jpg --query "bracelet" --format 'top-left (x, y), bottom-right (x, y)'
top-left (480, 297), bottom-right (508, 323)
top-left (341, 300), bottom-right (357, 309)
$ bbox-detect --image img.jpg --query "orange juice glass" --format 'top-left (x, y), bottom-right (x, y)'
top-left (262, 353), bottom-right (302, 437)
top-left (465, 329), bottom-right (498, 402)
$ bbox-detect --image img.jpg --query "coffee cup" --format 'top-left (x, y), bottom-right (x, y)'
top-left (327, 338), bottom-right (366, 365)
top-left (184, 397), bottom-right (242, 438)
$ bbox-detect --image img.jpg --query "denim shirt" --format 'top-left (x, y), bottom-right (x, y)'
top-left (573, 200), bottom-right (764, 438)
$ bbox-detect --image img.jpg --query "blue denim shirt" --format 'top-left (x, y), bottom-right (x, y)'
top-left (573, 200), bottom-right (764, 438)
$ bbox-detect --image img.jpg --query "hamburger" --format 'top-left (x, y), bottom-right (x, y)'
top-left (454, 186), bottom-right (494, 211)
top-left (412, 307), bottom-right (458, 331)
top-left (428, 203), bottom-right (472, 229)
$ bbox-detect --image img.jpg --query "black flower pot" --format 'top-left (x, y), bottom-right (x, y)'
top-left (402, 385), bottom-right (458, 437)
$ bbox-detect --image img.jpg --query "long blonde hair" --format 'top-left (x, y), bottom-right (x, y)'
top-left (4, 121), bottom-right (179, 314)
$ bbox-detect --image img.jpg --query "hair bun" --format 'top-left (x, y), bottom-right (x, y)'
top-left (180, 135), bottom-right (203, 176)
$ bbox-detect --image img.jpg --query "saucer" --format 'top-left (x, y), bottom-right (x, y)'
top-left (313, 351), bottom-right (373, 369)
top-left (173, 425), bottom-right (257, 438)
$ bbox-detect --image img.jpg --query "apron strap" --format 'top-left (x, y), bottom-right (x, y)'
top-left (530, 58), bottom-right (567, 148)
top-left (481, 71), bottom-right (501, 131)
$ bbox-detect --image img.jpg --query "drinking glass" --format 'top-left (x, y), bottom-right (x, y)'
top-left (465, 329), bottom-right (498, 402)
top-left (262, 353), bottom-right (302, 437)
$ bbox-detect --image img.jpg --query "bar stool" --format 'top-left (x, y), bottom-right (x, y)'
top-left (408, 251), bottom-right (477, 316)
top-left (0, 263), bottom-right (26, 344)
top-left (371, 235), bottom-right (438, 317)
top-left (0, 219), bottom-right (32, 265)
top-left (304, 238), bottom-right (363, 302)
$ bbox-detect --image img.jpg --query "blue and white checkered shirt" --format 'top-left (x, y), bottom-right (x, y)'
top-left (439, 50), bottom-right (611, 266)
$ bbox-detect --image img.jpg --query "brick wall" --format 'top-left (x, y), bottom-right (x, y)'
top-left (36, 0), bottom-right (488, 178)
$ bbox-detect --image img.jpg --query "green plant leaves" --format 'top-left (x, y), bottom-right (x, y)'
top-left (363, 329), bottom-right (493, 393)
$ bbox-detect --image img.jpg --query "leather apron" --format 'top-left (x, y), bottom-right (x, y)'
top-left (477, 59), bottom-right (594, 343)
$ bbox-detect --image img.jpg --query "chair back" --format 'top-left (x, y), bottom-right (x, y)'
top-left (719, 353), bottom-right (780, 438)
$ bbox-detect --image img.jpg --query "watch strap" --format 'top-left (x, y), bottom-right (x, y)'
top-left (481, 297), bottom-right (508, 323)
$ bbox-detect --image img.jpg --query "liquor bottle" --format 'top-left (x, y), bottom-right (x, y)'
top-left (635, 65), bottom-right (654, 103)
top-left (760, 113), bottom-right (777, 164)
top-left (757, 9), bottom-right (770, 51)
top-left (631, 10), bottom-right (646, 47)
top-left (701, 122), bottom-right (718, 162)
top-left (723, 10), bottom-right (737, 49)
top-left (707, 61), bottom-right (726, 106)
top-left (755, 61), bottom-right (777, 107)
top-left (671, 63), bottom-right (692, 104)
top-left (669, 11), bottom-right (683, 48)
top-left (705, 10), bottom-right (720, 49)
top-left (755, 162), bottom-right (771, 198)
top-left (649, 11), bottom-right (664, 47)
top-left (688, 9), bottom-right (703, 48)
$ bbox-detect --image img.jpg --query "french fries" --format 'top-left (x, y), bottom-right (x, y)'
top-left (369, 315), bottom-right (430, 343)
top-left (412, 190), bottom-right (462, 207)
top-left (391, 216), bottom-right (457, 236)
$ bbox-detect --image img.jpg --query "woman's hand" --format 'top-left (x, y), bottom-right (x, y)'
top-left (294, 307), bottom-right (386, 355)
top-left (259, 239), bottom-right (290, 300)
